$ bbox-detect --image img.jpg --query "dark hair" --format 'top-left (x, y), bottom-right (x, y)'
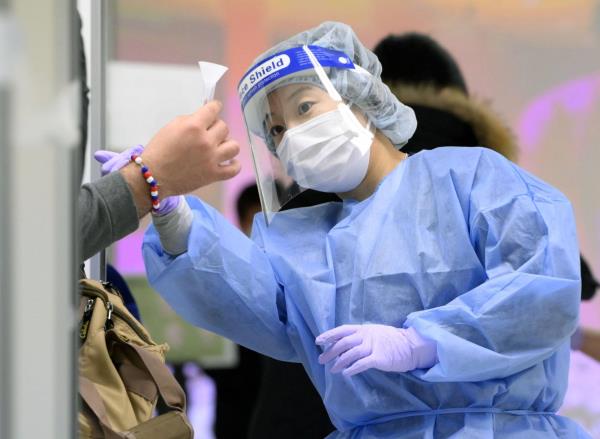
top-left (373, 33), bottom-right (468, 94)
top-left (235, 183), bottom-right (261, 221)
top-left (581, 255), bottom-right (599, 301)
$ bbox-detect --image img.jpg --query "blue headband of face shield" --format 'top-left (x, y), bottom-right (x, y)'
top-left (239, 45), bottom-right (357, 153)
top-left (238, 45), bottom-right (355, 108)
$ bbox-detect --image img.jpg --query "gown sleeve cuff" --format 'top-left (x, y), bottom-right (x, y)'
top-left (151, 197), bottom-right (192, 256)
top-left (143, 197), bottom-right (224, 281)
top-left (405, 326), bottom-right (438, 370)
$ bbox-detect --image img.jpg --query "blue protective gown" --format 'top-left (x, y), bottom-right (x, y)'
top-left (143, 147), bottom-right (589, 438)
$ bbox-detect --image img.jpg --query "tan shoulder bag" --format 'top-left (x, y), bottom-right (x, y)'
top-left (78, 279), bottom-right (194, 438)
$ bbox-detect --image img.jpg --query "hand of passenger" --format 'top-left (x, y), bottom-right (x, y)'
top-left (316, 324), bottom-right (436, 377)
top-left (94, 144), bottom-right (181, 216)
top-left (141, 100), bottom-right (241, 197)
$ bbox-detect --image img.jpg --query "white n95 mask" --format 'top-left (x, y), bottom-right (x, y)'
top-left (277, 103), bottom-right (374, 193)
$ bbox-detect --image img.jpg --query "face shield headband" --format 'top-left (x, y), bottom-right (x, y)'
top-left (238, 45), bottom-right (356, 112)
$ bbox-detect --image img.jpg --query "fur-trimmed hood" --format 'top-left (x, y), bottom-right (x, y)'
top-left (389, 83), bottom-right (519, 161)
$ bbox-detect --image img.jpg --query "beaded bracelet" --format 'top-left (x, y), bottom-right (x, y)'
top-left (130, 152), bottom-right (161, 212)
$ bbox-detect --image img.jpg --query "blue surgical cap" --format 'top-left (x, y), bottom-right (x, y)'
top-left (249, 21), bottom-right (417, 149)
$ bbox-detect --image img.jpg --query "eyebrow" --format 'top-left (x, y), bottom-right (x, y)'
top-left (287, 85), bottom-right (314, 102)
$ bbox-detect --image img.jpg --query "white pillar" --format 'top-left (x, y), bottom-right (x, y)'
top-left (0, 0), bottom-right (13, 436)
top-left (1, 0), bottom-right (78, 437)
top-left (87, 0), bottom-right (107, 280)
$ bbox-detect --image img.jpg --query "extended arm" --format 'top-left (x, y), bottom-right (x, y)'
top-left (143, 198), bottom-right (296, 361)
top-left (81, 100), bottom-right (240, 262)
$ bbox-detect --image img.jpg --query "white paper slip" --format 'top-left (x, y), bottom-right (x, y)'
top-left (197, 61), bottom-right (228, 105)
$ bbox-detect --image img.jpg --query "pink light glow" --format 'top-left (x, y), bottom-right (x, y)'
top-left (517, 73), bottom-right (600, 330)
top-left (517, 74), bottom-right (600, 152)
top-left (114, 229), bottom-right (146, 275)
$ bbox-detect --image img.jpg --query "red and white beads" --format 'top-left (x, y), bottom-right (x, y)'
top-left (130, 151), bottom-right (161, 211)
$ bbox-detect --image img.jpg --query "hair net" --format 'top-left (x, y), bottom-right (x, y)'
top-left (248, 21), bottom-right (417, 149)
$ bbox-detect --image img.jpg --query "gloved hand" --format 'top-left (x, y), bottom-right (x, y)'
top-left (94, 144), bottom-right (145, 176)
top-left (316, 324), bottom-right (437, 377)
top-left (94, 145), bottom-right (181, 216)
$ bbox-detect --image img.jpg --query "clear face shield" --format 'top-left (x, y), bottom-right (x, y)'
top-left (239, 45), bottom-right (374, 224)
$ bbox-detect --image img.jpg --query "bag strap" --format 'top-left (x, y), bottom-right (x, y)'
top-left (122, 411), bottom-right (193, 439)
top-left (79, 376), bottom-right (125, 439)
top-left (110, 334), bottom-right (187, 413)
top-left (80, 362), bottom-right (192, 439)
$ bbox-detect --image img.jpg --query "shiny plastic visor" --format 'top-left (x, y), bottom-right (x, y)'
top-left (239, 45), bottom-right (361, 223)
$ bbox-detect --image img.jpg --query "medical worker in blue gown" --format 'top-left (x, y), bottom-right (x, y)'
top-left (140, 22), bottom-right (590, 438)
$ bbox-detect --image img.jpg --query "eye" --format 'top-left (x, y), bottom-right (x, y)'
top-left (298, 101), bottom-right (314, 116)
top-left (269, 124), bottom-right (285, 137)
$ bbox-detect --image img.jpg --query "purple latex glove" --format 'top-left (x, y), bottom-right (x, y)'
top-left (94, 144), bottom-right (145, 176)
top-left (316, 324), bottom-right (437, 377)
top-left (93, 145), bottom-right (181, 216)
top-left (150, 195), bottom-right (181, 216)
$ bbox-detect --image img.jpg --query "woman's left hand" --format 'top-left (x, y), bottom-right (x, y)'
top-left (94, 144), bottom-right (145, 176)
top-left (316, 324), bottom-right (437, 377)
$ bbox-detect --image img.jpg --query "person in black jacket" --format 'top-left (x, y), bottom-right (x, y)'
top-left (373, 32), bottom-right (518, 161)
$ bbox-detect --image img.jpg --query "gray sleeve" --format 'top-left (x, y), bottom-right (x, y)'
top-left (79, 172), bottom-right (140, 261)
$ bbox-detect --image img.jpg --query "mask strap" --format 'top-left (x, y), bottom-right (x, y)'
top-left (302, 45), bottom-right (343, 102)
top-left (303, 45), bottom-right (372, 136)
